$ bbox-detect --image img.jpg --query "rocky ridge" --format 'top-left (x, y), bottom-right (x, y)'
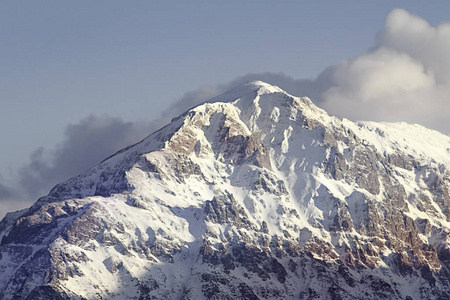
top-left (1, 81), bottom-right (450, 299)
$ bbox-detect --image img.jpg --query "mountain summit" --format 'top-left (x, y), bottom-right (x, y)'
top-left (1, 82), bottom-right (450, 299)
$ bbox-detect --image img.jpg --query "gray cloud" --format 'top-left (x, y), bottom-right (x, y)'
top-left (0, 178), bottom-right (27, 219)
top-left (0, 181), bottom-right (15, 200)
top-left (15, 115), bottom-right (157, 203)
top-left (1, 115), bottom-right (161, 218)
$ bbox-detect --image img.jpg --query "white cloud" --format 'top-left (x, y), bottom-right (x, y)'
top-left (322, 48), bottom-right (435, 121)
top-left (321, 9), bottom-right (450, 134)
top-left (379, 9), bottom-right (450, 83)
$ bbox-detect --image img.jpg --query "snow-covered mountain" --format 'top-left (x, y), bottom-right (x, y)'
top-left (1, 81), bottom-right (450, 299)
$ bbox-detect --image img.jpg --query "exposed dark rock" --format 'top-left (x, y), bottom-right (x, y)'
top-left (238, 282), bottom-right (260, 300)
top-left (25, 285), bottom-right (70, 300)
top-left (204, 193), bottom-right (252, 229)
top-left (325, 146), bottom-right (348, 181)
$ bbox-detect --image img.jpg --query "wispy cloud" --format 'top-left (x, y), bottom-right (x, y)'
top-left (0, 179), bottom-right (29, 219)
top-left (0, 115), bottom-right (157, 218)
top-left (17, 115), bottom-right (156, 200)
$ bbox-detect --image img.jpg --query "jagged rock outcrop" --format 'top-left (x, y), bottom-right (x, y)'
top-left (1, 81), bottom-right (450, 299)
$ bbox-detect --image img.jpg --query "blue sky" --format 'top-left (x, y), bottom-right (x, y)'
top-left (1, 1), bottom-right (450, 216)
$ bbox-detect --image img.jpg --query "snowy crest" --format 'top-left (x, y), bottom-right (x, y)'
top-left (1, 81), bottom-right (450, 299)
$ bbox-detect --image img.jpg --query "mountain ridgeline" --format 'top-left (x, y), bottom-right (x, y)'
top-left (1, 81), bottom-right (450, 299)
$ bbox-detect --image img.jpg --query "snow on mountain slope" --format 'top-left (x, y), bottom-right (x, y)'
top-left (0, 81), bottom-right (450, 300)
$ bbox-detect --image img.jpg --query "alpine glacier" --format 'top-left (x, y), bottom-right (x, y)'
top-left (1, 81), bottom-right (450, 299)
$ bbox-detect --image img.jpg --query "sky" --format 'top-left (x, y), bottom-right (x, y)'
top-left (1, 1), bottom-right (450, 218)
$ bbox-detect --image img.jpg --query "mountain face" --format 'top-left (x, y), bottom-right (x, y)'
top-left (1, 81), bottom-right (450, 300)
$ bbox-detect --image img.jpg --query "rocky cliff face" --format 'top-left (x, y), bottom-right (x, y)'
top-left (1, 81), bottom-right (450, 299)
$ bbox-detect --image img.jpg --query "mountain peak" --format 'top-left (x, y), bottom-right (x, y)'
top-left (205, 80), bottom-right (286, 104)
top-left (240, 80), bottom-right (284, 92)
top-left (1, 81), bottom-right (450, 299)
